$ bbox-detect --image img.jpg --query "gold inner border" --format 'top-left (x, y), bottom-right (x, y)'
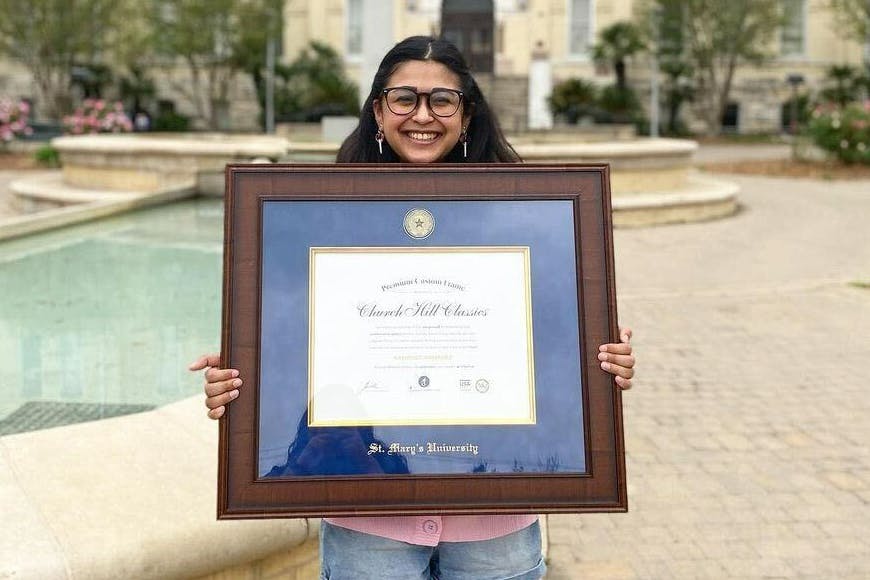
top-left (307, 246), bottom-right (536, 427)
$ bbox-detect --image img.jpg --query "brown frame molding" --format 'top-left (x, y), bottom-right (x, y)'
top-left (218, 164), bottom-right (626, 519)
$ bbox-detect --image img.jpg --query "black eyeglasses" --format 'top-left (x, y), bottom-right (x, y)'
top-left (382, 86), bottom-right (464, 117)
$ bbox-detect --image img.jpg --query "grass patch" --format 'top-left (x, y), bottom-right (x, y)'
top-left (849, 280), bottom-right (870, 290)
top-left (34, 144), bottom-right (61, 168)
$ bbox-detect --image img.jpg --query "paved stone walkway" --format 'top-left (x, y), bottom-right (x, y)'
top-left (1, 146), bottom-right (866, 578)
top-left (546, 173), bottom-right (870, 579)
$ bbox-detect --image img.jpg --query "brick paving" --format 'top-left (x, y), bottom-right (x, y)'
top-left (1, 147), bottom-right (867, 578)
top-left (545, 173), bottom-right (870, 579)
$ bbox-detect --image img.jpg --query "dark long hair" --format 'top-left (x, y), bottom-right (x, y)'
top-left (337, 36), bottom-right (520, 163)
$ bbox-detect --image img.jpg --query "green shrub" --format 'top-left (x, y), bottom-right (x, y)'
top-left (34, 144), bottom-right (60, 167)
top-left (152, 111), bottom-right (190, 132)
top-left (807, 101), bottom-right (870, 165)
top-left (274, 42), bottom-right (359, 122)
top-left (781, 93), bottom-right (812, 133)
top-left (548, 79), bottom-right (598, 124)
top-left (818, 65), bottom-right (868, 108)
top-left (595, 85), bottom-right (641, 123)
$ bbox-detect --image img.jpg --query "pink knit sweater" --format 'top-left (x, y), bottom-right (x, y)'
top-left (325, 515), bottom-right (538, 546)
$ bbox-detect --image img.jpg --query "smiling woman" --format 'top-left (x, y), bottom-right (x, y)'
top-left (193, 35), bottom-right (635, 580)
top-left (373, 61), bottom-right (467, 163)
top-left (336, 35), bottom-right (520, 164)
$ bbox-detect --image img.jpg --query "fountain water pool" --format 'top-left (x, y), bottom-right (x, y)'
top-left (0, 197), bottom-right (223, 433)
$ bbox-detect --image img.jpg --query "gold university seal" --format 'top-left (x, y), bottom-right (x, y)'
top-left (403, 208), bottom-right (435, 239)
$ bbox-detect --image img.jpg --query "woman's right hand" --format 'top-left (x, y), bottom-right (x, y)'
top-left (189, 353), bottom-right (241, 420)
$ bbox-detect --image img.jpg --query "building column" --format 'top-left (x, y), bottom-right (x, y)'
top-left (359, 0), bottom-right (395, 111)
top-left (528, 44), bottom-right (553, 130)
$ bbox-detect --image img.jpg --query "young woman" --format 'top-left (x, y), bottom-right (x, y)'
top-left (190, 36), bottom-right (635, 580)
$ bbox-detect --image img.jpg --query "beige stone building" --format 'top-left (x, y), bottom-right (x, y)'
top-left (284, 0), bottom-right (867, 134)
top-left (0, 0), bottom-right (865, 134)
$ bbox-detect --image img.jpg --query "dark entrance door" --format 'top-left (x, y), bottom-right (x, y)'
top-left (441, 0), bottom-right (494, 73)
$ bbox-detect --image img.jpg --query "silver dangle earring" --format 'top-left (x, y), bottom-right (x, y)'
top-left (460, 127), bottom-right (469, 158)
top-left (375, 127), bottom-right (384, 155)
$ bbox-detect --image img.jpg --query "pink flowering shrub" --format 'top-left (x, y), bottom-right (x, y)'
top-left (807, 100), bottom-right (870, 165)
top-left (63, 99), bottom-right (133, 134)
top-left (0, 98), bottom-right (34, 143)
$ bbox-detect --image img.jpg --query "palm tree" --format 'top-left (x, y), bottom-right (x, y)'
top-left (592, 22), bottom-right (646, 91)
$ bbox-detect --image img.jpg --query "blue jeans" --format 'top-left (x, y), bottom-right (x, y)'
top-left (320, 520), bottom-right (546, 580)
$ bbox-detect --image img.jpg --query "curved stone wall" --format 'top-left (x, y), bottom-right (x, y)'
top-left (53, 133), bottom-right (289, 195)
top-left (285, 137), bottom-right (738, 227)
top-left (6, 134), bottom-right (738, 240)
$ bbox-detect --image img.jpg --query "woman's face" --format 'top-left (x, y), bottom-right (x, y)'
top-left (373, 60), bottom-right (469, 163)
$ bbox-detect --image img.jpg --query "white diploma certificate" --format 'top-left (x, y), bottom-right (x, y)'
top-left (308, 247), bottom-right (535, 426)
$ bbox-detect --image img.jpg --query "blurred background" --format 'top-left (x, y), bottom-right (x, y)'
top-left (0, 0), bottom-right (868, 145)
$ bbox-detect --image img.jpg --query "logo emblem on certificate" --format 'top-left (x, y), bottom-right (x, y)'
top-left (403, 208), bottom-right (435, 239)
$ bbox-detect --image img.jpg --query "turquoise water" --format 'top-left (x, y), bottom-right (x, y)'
top-left (0, 199), bottom-right (224, 430)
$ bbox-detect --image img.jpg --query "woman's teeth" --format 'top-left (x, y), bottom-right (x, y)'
top-left (408, 132), bottom-right (438, 141)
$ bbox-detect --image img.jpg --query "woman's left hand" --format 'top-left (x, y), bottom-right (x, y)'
top-left (598, 327), bottom-right (635, 390)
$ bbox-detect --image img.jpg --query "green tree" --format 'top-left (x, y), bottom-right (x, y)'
top-left (829, 0), bottom-right (870, 51)
top-left (591, 22), bottom-right (646, 125)
top-left (227, 0), bottom-right (284, 129)
top-left (119, 65), bottom-right (157, 117)
top-left (819, 65), bottom-right (865, 106)
top-left (0, 0), bottom-right (123, 119)
top-left (149, 0), bottom-right (237, 129)
top-left (273, 42), bottom-right (359, 122)
top-left (148, 0), bottom-right (286, 130)
top-left (113, 3), bottom-right (158, 115)
top-left (592, 22), bottom-right (647, 91)
top-left (638, 1), bottom-right (695, 134)
top-left (641, 0), bottom-right (781, 135)
top-left (687, 0), bottom-right (781, 135)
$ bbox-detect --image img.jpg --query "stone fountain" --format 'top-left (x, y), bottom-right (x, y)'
top-left (4, 133), bottom-right (287, 240)
top-left (4, 131), bottom-right (737, 240)
top-left (284, 136), bottom-right (738, 228)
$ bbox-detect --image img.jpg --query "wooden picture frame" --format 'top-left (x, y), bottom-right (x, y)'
top-left (218, 164), bottom-right (626, 518)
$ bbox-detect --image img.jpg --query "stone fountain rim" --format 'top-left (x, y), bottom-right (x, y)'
top-left (53, 133), bottom-right (290, 157)
top-left (513, 137), bottom-right (697, 158)
top-left (283, 137), bottom-right (699, 157)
